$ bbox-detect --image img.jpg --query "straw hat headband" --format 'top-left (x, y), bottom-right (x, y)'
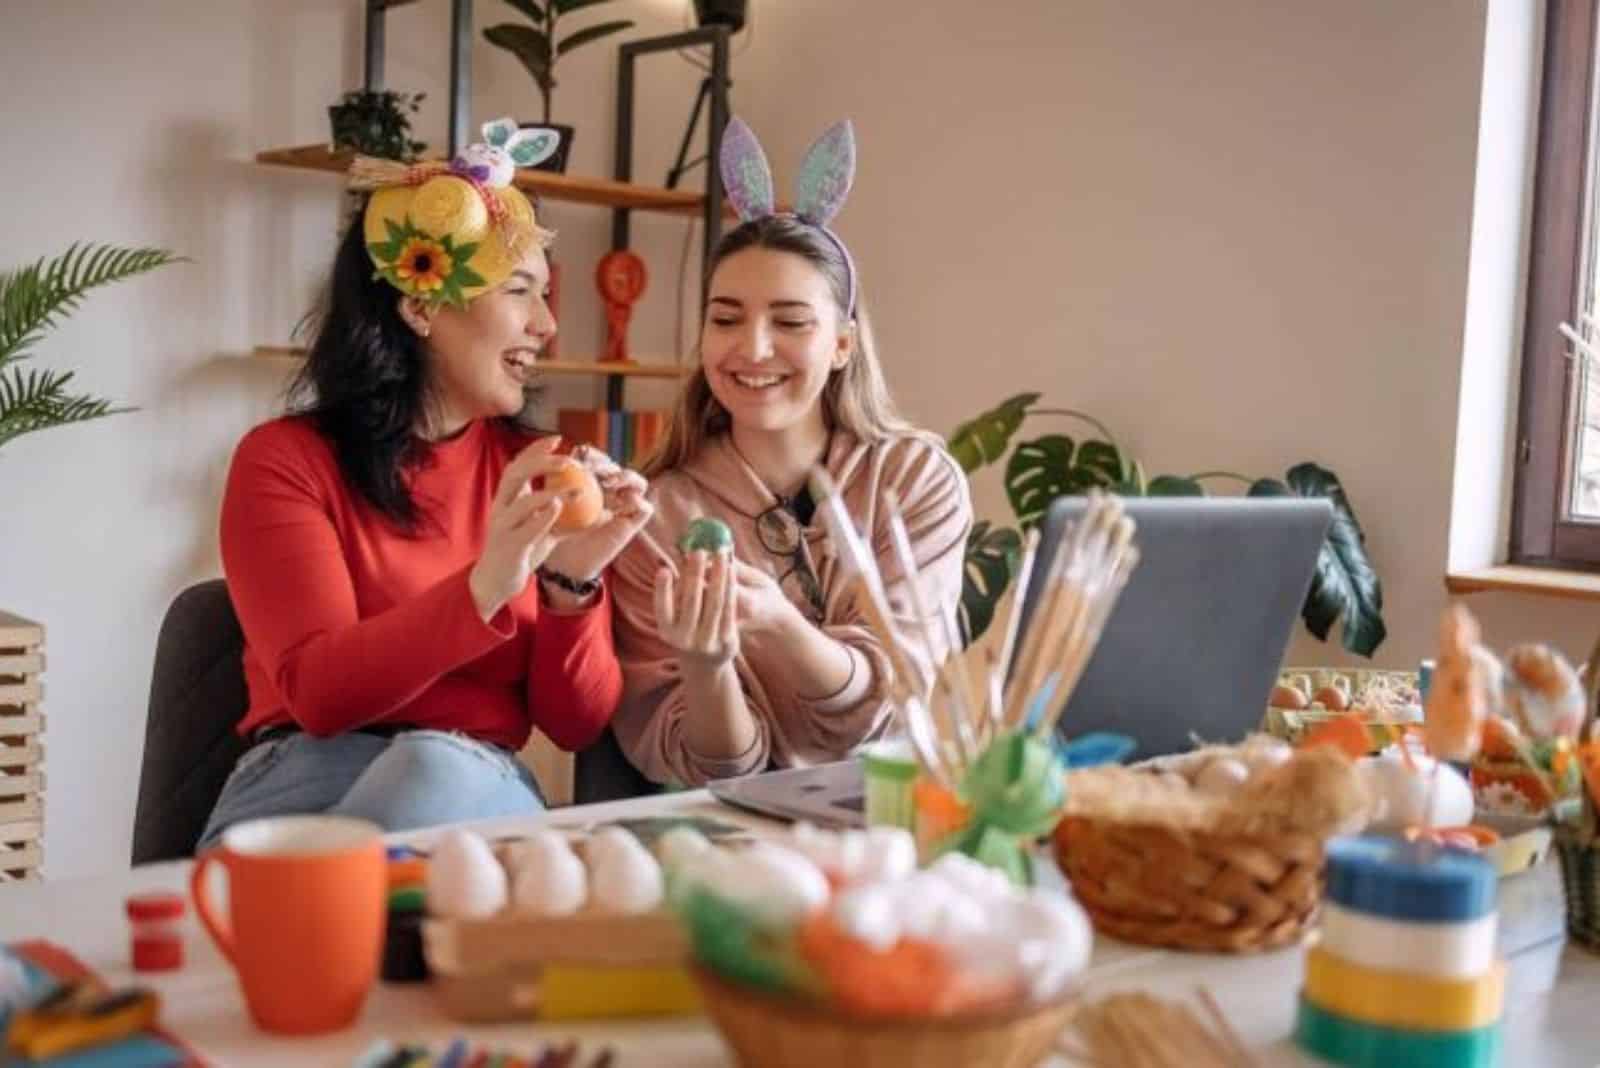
top-left (351, 117), bottom-right (557, 307)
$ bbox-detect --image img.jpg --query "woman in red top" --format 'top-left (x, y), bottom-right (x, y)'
top-left (199, 121), bottom-right (651, 848)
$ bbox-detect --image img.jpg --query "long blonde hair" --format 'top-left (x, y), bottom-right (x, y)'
top-left (642, 216), bottom-right (910, 478)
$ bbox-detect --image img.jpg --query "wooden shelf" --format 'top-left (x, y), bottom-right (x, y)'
top-left (1444, 564), bottom-right (1600, 602)
top-left (251, 346), bottom-right (688, 379)
top-left (256, 145), bottom-right (733, 218)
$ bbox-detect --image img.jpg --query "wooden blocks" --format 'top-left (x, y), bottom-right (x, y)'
top-left (0, 609), bottom-right (44, 880)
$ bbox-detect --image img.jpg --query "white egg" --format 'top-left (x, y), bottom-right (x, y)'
top-left (655, 826), bottom-right (712, 870)
top-left (586, 826), bottom-right (642, 867)
top-left (1194, 757), bottom-right (1250, 797)
top-left (857, 827), bottom-right (916, 883)
top-left (929, 851), bottom-right (1016, 901)
top-left (786, 823), bottom-right (914, 886)
top-left (669, 846), bottom-right (736, 902)
top-left (831, 882), bottom-right (905, 950)
top-left (507, 836), bottom-right (587, 916)
top-left (901, 875), bottom-right (990, 945)
top-left (786, 822), bottom-right (840, 871)
top-left (1361, 752), bottom-right (1474, 830)
top-left (732, 844), bottom-right (831, 921)
top-left (426, 830), bottom-right (508, 920)
top-left (1010, 890), bottom-right (1093, 999)
top-left (501, 829), bottom-right (573, 871)
top-left (588, 838), bottom-right (664, 914)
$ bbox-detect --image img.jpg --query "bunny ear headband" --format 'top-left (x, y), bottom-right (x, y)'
top-left (718, 117), bottom-right (859, 318)
top-left (349, 118), bottom-right (556, 307)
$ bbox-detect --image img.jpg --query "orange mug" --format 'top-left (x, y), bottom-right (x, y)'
top-left (190, 815), bottom-right (386, 1035)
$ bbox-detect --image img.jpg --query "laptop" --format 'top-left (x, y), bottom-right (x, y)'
top-left (707, 495), bottom-right (1332, 825)
top-left (1014, 496), bottom-right (1331, 758)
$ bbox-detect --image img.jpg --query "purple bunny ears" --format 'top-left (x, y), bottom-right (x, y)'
top-left (718, 117), bottom-right (859, 317)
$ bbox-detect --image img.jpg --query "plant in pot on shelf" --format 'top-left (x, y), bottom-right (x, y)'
top-left (948, 392), bottom-right (1387, 657)
top-left (483, 0), bottom-right (637, 174)
top-left (327, 88), bottom-right (427, 161)
top-left (327, 88), bottom-right (427, 228)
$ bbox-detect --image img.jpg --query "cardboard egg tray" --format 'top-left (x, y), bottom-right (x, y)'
top-left (1261, 667), bottom-right (1421, 752)
top-left (421, 908), bottom-right (698, 1023)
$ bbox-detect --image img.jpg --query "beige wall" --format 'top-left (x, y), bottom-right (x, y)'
top-left (739, 0), bottom-right (1597, 665)
top-left (1, 0), bottom-right (1589, 877)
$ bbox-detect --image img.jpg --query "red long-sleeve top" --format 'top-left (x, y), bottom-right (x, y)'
top-left (219, 415), bottom-right (621, 752)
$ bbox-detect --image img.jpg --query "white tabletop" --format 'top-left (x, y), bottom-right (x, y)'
top-left (2, 791), bottom-right (1595, 1067)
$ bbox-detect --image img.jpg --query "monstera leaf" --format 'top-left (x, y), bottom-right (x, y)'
top-left (1004, 435), bottom-right (1128, 530)
top-left (1249, 463), bottom-right (1386, 656)
top-left (1146, 474), bottom-right (1204, 496)
top-left (948, 392), bottom-right (1040, 473)
top-left (948, 391), bottom-right (1389, 656)
top-left (1073, 440), bottom-right (1128, 486)
top-left (959, 521), bottom-right (1022, 645)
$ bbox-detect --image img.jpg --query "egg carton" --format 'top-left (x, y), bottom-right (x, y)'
top-left (419, 826), bottom-right (700, 1023)
top-left (422, 909), bottom-right (696, 1022)
top-left (1261, 667), bottom-right (1421, 749)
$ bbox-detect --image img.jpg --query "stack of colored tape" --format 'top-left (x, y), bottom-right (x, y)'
top-left (1295, 834), bottom-right (1504, 1067)
top-left (384, 845), bottom-right (430, 983)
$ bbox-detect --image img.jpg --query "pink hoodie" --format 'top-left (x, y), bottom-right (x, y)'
top-left (609, 430), bottom-right (972, 786)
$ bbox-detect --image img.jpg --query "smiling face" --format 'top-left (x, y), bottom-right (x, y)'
top-left (701, 247), bottom-right (852, 436)
top-left (402, 245), bottom-right (556, 435)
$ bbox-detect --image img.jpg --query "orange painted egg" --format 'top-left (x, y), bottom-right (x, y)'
top-left (539, 462), bottom-right (604, 532)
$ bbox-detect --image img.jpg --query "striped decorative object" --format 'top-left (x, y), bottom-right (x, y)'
top-left (0, 610), bottom-right (44, 881)
top-left (1554, 825), bottom-right (1600, 950)
top-left (1295, 835), bottom-right (1504, 1067)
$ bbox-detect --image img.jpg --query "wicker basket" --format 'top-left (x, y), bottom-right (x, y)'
top-left (1053, 817), bottom-right (1324, 953)
top-left (692, 968), bottom-right (1076, 1068)
top-left (1555, 827), bottom-right (1600, 952)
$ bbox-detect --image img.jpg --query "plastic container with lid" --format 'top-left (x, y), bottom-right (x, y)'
top-left (125, 892), bottom-right (186, 972)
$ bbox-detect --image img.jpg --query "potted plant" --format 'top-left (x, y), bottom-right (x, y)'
top-left (948, 392), bottom-right (1387, 656)
top-left (483, 0), bottom-right (637, 174)
top-left (1, 243), bottom-right (183, 455)
top-left (0, 242), bottom-right (183, 874)
top-left (327, 88), bottom-right (427, 161)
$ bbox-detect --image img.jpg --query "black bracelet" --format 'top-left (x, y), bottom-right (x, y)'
top-left (537, 567), bottom-right (603, 598)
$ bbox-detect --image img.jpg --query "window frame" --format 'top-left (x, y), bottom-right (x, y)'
top-left (1512, 0), bottom-right (1600, 567)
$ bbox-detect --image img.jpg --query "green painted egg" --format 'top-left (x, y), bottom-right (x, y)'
top-left (678, 517), bottom-right (734, 553)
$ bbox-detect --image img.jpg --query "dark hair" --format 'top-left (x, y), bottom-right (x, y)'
top-left (287, 204), bottom-right (540, 531)
top-left (288, 211), bottom-right (429, 529)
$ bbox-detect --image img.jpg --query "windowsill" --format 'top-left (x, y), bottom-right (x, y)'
top-left (1445, 564), bottom-right (1600, 601)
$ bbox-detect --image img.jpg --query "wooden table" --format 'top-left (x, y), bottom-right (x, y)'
top-left (1, 791), bottom-right (1595, 1066)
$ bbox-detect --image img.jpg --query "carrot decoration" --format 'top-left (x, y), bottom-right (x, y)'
top-left (795, 912), bottom-right (1018, 1018)
top-left (1298, 713), bottom-right (1370, 760)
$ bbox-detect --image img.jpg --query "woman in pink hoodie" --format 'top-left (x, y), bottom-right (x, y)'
top-left (609, 119), bottom-right (972, 787)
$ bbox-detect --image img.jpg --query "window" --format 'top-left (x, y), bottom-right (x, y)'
top-left (1513, 0), bottom-right (1600, 566)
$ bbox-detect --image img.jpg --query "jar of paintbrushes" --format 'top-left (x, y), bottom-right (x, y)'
top-left (814, 477), bottom-right (1140, 885)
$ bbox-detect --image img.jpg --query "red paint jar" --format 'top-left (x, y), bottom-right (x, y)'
top-left (125, 891), bottom-right (186, 972)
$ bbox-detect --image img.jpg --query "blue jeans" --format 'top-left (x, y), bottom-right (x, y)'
top-left (197, 729), bottom-right (545, 851)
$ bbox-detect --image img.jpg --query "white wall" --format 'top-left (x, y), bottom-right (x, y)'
top-left (1450, 0), bottom-right (1541, 576)
top-left (0, 0), bottom-right (698, 878)
top-left (2, 0), bottom-right (1590, 878)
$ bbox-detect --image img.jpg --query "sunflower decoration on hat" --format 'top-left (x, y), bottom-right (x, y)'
top-left (349, 118), bottom-right (558, 308)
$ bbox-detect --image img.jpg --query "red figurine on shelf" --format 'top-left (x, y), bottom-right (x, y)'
top-left (596, 250), bottom-right (647, 363)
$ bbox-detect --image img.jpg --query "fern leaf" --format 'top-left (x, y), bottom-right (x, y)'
top-left (0, 243), bottom-right (184, 369)
top-left (0, 366), bottom-right (128, 450)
